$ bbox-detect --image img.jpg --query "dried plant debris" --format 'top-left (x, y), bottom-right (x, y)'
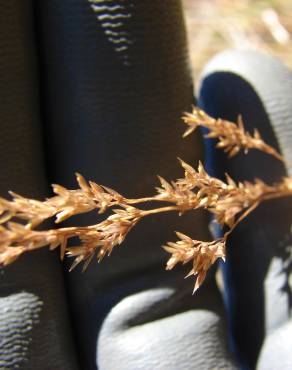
top-left (164, 232), bottom-right (226, 293)
top-left (0, 107), bottom-right (291, 293)
top-left (183, 106), bottom-right (284, 161)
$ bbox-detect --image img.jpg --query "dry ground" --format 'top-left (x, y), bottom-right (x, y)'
top-left (182, 0), bottom-right (292, 76)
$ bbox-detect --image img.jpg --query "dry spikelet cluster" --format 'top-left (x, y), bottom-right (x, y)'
top-left (164, 233), bottom-right (226, 293)
top-left (183, 107), bottom-right (284, 161)
top-left (0, 107), bottom-right (291, 292)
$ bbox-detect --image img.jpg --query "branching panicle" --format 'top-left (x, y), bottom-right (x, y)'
top-left (0, 106), bottom-right (291, 293)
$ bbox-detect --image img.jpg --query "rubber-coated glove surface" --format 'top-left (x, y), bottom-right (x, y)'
top-left (3, 2), bottom-right (292, 370)
top-left (198, 49), bottom-right (292, 370)
top-left (35, 1), bottom-right (235, 369)
top-left (0, 1), bottom-right (79, 369)
top-left (0, 1), bottom-right (235, 369)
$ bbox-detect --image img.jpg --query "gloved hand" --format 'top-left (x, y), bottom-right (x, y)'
top-left (0, 1), bottom-right (291, 370)
top-left (198, 49), bottom-right (292, 370)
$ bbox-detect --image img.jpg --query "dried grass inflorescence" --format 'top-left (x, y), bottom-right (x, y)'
top-left (183, 107), bottom-right (284, 161)
top-left (0, 107), bottom-right (291, 292)
top-left (163, 232), bottom-right (226, 293)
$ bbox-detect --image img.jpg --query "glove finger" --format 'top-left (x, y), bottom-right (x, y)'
top-left (257, 318), bottom-right (292, 370)
top-left (36, 1), bottom-right (236, 369)
top-left (98, 286), bottom-right (236, 370)
top-left (198, 49), bottom-right (292, 369)
top-left (0, 1), bottom-right (78, 369)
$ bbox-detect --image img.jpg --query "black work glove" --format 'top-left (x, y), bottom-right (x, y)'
top-left (1, 1), bottom-right (291, 370)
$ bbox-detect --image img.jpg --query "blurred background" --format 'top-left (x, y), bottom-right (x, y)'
top-left (182, 0), bottom-right (292, 76)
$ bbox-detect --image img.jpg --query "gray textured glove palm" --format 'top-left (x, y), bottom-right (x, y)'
top-left (0, 1), bottom-right (291, 370)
